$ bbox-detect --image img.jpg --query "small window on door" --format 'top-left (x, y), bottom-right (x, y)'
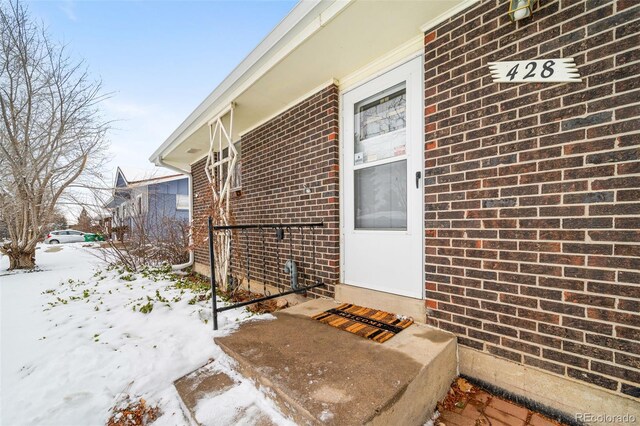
top-left (355, 161), bottom-right (407, 230)
top-left (354, 83), bottom-right (406, 166)
top-left (353, 83), bottom-right (408, 230)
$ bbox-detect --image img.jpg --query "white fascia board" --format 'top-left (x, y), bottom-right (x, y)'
top-left (419, 0), bottom-right (480, 33)
top-left (149, 0), bottom-right (351, 165)
top-left (128, 174), bottom-right (186, 188)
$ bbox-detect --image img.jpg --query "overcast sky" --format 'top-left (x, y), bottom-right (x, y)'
top-left (28, 0), bottom-right (296, 178)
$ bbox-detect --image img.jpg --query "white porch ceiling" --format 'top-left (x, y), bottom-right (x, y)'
top-left (155, 0), bottom-right (466, 171)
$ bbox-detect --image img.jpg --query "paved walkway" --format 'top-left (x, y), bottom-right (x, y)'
top-left (436, 378), bottom-right (566, 426)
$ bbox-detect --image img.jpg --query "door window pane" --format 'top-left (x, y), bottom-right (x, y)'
top-left (355, 160), bottom-right (407, 230)
top-left (354, 83), bottom-right (406, 165)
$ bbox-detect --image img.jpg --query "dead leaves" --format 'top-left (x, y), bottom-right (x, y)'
top-left (107, 397), bottom-right (160, 426)
top-left (225, 289), bottom-right (284, 314)
top-left (437, 377), bottom-right (477, 413)
top-left (456, 377), bottom-right (474, 393)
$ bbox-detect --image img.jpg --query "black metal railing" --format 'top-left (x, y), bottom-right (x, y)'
top-left (207, 217), bottom-right (324, 330)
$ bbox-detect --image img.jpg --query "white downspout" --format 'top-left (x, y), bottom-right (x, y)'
top-left (155, 156), bottom-right (194, 271)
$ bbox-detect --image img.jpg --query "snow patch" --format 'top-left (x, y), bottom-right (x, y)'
top-left (0, 243), bottom-right (289, 425)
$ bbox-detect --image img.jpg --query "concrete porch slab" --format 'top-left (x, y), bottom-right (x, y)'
top-left (214, 298), bottom-right (457, 425)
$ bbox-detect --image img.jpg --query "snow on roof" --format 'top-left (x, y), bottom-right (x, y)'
top-left (117, 166), bottom-right (178, 184)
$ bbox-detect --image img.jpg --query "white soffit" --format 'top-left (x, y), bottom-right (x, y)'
top-left (154, 0), bottom-right (465, 170)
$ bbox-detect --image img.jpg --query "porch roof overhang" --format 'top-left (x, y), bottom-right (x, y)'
top-left (149, 0), bottom-right (474, 172)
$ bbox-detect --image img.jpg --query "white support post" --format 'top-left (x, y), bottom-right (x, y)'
top-left (205, 103), bottom-right (237, 289)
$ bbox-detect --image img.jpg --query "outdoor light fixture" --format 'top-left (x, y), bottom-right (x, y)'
top-left (508, 0), bottom-right (539, 21)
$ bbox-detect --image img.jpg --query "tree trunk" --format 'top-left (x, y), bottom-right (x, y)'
top-left (7, 249), bottom-right (36, 270)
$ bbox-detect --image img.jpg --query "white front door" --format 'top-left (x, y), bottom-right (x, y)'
top-left (342, 56), bottom-right (423, 299)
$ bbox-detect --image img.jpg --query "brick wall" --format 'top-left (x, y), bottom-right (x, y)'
top-left (191, 155), bottom-right (213, 268)
top-left (191, 85), bottom-right (340, 297)
top-left (424, 0), bottom-right (639, 398)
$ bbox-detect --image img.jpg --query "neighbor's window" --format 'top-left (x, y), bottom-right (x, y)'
top-left (136, 195), bottom-right (143, 215)
top-left (176, 194), bottom-right (189, 210)
top-left (221, 141), bottom-right (242, 190)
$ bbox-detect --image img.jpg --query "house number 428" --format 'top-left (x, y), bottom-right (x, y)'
top-left (488, 58), bottom-right (581, 83)
top-left (507, 60), bottom-right (555, 80)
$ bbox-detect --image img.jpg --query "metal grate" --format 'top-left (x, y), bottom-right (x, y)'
top-left (207, 217), bottom-right (324, 330)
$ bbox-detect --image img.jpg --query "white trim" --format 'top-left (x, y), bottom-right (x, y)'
top-left (419, 0), bottom-right (480, 33)
top-left (153, 156), bottom-right (192, 174)
top-left (238, 79), bottom-right (339, 138)
top-left (338, 35), bottom-right (423, 92)
top-left (126, 174), bottom-right (187, 188)
top-left (352, 155), bottom-right (406, 171)
top-left (340, 55), bottom-right (424, 299)
top-left (419, 44), bottom-right (426, 301)
top-left (339, 50), bottom-right (423, 287)
top-left (149, 0), bottom-right (351, 164)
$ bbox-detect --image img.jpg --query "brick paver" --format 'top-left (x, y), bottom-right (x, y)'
top-left (435, 379), bottom-right (566, 426)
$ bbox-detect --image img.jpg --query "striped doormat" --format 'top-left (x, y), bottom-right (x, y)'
top-left (312, 303), bottom-right (413, 343)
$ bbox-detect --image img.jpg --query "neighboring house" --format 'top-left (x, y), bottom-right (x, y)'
top-left (105, 167), bottom-right (189, 239)
top-left (150, 0), bottom-right (640, 419)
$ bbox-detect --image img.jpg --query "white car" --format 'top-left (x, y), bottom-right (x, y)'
top-left (45, 229), bottom-right (86, 244)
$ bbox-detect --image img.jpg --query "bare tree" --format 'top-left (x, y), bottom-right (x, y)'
top-left (0, 1), bottom-right (109, 269)
top-left (41, 207), bottom-right (67, 234)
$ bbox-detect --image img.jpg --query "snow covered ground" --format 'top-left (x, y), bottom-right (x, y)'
top-left (0, 243), bottom-right (292, 426)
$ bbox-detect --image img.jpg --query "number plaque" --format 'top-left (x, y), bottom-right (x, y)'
top-left (488, 58), bottom-right (581, 83)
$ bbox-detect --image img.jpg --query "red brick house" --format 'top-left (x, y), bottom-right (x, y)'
top-left (151, 0), bottom-right (639, 421)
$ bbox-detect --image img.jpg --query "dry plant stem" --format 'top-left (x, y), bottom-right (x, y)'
top-left (97, 208), bottom-right (189, 271)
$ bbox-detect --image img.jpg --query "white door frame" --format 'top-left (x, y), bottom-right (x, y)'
top-left (339, 52), bottom-right (425, 299)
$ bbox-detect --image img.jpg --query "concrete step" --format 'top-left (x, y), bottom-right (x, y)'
top-left (173, 362), bottom-right (277, 426)
top-left (214, 298), bottom-right (457, 426)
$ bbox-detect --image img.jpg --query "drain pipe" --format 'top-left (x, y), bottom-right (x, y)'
top-left (284, 259), bottom-right (299, 290)
top-left (154, 155), bottom-right (194, 271)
